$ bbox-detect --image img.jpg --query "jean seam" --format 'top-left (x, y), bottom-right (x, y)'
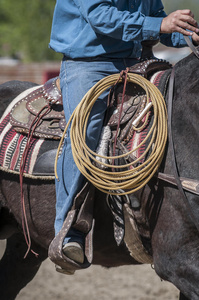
top-left (63, 61), bottom-right (73, 118)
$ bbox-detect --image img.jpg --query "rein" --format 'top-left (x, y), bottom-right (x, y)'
top-left (183, 35), bottom-right (199, 59)
top-left (20, 101), bottom-right (56, 258)
top-left (158, 36), bottom-right (199, 232)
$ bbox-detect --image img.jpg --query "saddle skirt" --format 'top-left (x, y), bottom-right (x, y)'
top-left (0, 79), bottom-right (63, 178)
top-left (10, 77), bottom-right (65, 140)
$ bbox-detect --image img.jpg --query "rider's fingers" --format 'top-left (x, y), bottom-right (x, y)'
top-left (180, 9), bottom-right (195, 18)
top-left (176, 26), bottom-right (194, 36)
top-left (182, 15), bottom-right (198, 28)
top-left (178, 20), bottom-right (199, 34)
top-left (160, 10), bottom-right (198, 35)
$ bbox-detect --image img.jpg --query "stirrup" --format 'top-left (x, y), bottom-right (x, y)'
top-left (48, 181), bottom-right (95, 274)
top-left (48, 210), bottom-right (94, 273)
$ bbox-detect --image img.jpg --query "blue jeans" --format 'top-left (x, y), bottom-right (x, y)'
top-left (55, 57), bottom-right (138, 245)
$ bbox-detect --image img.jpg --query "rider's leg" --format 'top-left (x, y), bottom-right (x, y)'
top-left (54, 58), bottom-right (138, 259)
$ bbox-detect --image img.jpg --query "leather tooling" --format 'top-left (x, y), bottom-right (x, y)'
top-left (10, 77), bottom-right (65, 140)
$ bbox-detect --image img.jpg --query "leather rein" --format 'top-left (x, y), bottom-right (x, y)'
top-left (158, 36), bottom-right (199, 231)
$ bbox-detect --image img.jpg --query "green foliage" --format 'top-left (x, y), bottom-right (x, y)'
top-left (0, 0), bottom-right (61, 61)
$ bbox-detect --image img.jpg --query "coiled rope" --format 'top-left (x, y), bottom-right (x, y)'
top-left (55, 72), bottom-right (167, 195)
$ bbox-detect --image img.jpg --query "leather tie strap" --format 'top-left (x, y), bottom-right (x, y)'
top-left (157, 172), bottom-right (199, 196)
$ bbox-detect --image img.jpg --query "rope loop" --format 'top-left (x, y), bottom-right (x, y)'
top-left (55, 72), bottom-right (167, 195)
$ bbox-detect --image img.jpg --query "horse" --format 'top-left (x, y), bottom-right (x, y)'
top-left (0, 50), bottom-right (199, 300)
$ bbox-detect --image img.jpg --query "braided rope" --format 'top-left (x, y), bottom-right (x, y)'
top-left (55, 72), bottom-right (167, 195)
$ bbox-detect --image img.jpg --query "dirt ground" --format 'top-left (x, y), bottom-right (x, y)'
top-left (0, 240), bottom-right (179, 300)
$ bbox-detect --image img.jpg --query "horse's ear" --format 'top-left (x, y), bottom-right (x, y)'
top-left (141, 39), bottom-right (159, 60)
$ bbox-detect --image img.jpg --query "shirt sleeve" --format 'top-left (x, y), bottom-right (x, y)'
top-left (74, 0), bottom-right (164, 42)
top-left (142, 0), bottom-right (166, 41)
top-left (73, 0), bottom-right (188, 48)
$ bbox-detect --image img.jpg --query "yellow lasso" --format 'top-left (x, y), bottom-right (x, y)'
top-left (55, 72), bottom-right (167, 195)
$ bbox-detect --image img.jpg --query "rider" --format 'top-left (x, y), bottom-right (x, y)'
top-left (49, 1), bottom-right (199, 267)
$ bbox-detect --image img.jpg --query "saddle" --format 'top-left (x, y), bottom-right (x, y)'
top-left (48, 59), bottom-right (171, 272)
top-left (9, 60), bottom-right (171, 139)
top-left (7, 50), bottom-right (172, 272)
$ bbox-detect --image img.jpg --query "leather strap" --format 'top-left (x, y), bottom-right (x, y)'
top-left (184, 35), bottom-right (199, 59)
top-left (157, 172), bottom-right (199, 196)
top-left (167, 68), bottom-right (199, 231)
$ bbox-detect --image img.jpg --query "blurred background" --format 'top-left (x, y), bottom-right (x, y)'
top-left (0, 0), bottom-right (198, 84)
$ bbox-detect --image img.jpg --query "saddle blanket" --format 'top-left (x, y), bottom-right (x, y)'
top-left (129, 69), bottom-right (170, 160)
top-left (0, 70), bottom-right (170, 179)
top-left (0, 107), bottom-right (58, 179)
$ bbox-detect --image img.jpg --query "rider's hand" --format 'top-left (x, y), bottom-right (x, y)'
top-left (160, 9), bottom-right (199, 36)
top-left (192, 32), bottom-right (199, 45)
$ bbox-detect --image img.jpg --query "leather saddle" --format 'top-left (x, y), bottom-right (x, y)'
top-left (10, 58), bottom-right (171, 143)
top-left (8, 56), bottom-right (171, 177)
top-left (8, 48), bottom-right (172, 272)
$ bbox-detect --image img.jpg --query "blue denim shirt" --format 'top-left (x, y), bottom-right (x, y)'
top-left (49, 0), bottom-right (188, 59)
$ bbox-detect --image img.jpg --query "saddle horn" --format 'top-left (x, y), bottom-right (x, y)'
top-left (141, 39), bottom-right (159, 60)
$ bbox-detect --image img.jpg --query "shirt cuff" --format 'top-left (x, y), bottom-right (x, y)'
top-left (172, 32), bottom-right (193, 47)
top-left (142, 16), bottom-right (163, 41)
